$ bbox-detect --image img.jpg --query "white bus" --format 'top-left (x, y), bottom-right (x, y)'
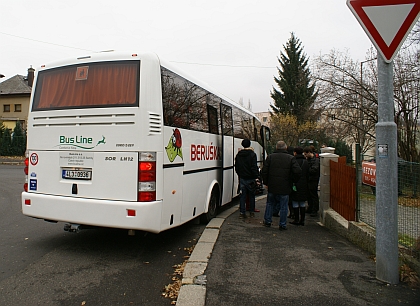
top-left (21, 52), bottom-right (270, 233)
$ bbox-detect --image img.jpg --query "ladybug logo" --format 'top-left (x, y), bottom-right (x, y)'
top-left (165, 128), bottom-right (183, 162)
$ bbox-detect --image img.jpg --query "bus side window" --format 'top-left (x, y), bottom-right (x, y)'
top-left (254, 118), bottom-right (262, 145)
top-left (221, 104), bottom-right (233, 136)
top-left (161, 67), bottom-right (209, 132)
top-left (207, 104), bottom-right (219, 135)
top-left (232, 107), bottom-right (243, 138)
top-left (161, 68), bottom-right (189, 129)
top-left (244, 114), bottom-right (254, 140)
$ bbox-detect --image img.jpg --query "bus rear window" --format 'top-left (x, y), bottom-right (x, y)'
top-left (32, 61), bottom-right (140, 111)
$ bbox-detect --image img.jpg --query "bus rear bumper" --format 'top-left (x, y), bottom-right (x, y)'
top-left (21, 192), bottom-right (163, 233)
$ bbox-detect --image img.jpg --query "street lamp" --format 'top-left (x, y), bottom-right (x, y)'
top-left (359, 57), bottom-right (377, 151)
top-left (356, 57), bottom-right (377, 222)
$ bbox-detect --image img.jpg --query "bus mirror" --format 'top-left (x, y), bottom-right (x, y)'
top-left (260, 126), bottom-right (271, 142)
top-left (265, 128), bottom-right (271, 141)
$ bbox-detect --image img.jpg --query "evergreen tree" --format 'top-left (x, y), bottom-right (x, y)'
top-left (0, 121), bottom-right (4, 150)
top-left (1, 128), bottom-right (12, 156)
top-left (327, 139), bottom-right (353, 163)
top-left (11, 121), bottom-right (26, 156)
top-left (270, 33), bottom-right (318, 123)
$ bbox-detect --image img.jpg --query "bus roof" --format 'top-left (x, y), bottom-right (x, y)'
top-left (37, 51), bottom-right (260, 122)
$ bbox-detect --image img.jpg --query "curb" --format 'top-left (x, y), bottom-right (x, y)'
top-left (176, 194), bottom-right (267, 306)
top-left (0, 162), bottom-right (24, 165)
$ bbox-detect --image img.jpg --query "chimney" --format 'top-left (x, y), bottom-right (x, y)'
top-left (27, 66), bottom-right (35, 87)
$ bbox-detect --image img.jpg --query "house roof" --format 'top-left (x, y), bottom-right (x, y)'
top-left (0, 75), bottom-right (32, 95)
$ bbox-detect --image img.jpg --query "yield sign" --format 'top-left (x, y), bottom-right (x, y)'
top-left (347, 0), bottom-right (420, 63)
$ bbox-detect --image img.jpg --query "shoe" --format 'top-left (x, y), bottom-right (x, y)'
top-left (279, 226), bottom-right (287, 230)
top-left (249, 212), bottom-right (255, 218)
top-left (299, 207), bottom-right (306, 226)
top-left (262, 221), bottom-right (271, 227)
top-left (239, 213), bottom-right (247, 219)
top-left (272, 213), bottom-right (280, 217)
top-left (290, 220), bottom-right (300, 226)
top-left (287, 214), bottom-right (295, 219)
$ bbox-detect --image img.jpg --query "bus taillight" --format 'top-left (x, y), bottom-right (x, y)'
top-left (138, 152), bottom-right (156, 202)
top-left (23, 157), bottom-right (29, 191)
top-left (138, 191), bottom-right (156, 202)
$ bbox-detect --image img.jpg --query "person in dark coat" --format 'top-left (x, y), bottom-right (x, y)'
top-left (273, 145), bottom-right (294, 218)
top-left (262, 141), bottom-right (301, 230)
top-left (290, 147), bottom-right (309, 226)
top-left (235, 139), bottom-right (259, 218)
top-left (304, 146), bottom-right (320, 217)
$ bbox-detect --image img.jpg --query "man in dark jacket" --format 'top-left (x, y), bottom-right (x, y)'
top-left (303, 146), bottom-right (320, 217)
top-left (235, 139), bottom-right (259, 218)
top-left (262, 141), bottom-right (301, 230)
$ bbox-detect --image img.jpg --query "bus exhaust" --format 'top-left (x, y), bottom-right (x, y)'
top-left (63, 223), bottom-right (82, 233)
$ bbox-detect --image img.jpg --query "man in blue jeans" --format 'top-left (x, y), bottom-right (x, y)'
top-left (262, 141), bottom-right (301, 230)
top-left (235, 139), bottom-right (259, 219)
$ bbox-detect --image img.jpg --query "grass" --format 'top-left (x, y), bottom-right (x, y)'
top-left (360, 185), bottom-right (420, 208)
top-left (399, 233), bottom-right (417, 248)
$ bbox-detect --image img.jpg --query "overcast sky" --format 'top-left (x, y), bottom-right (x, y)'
top-left (0, 0), bottom-right (373, 113)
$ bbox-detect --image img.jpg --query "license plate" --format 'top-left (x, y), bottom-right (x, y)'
top-left (62, 169), bottom-right (92, 180)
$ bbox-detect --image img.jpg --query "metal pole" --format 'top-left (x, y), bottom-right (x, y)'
top-left (375, 57), bottom-right (399, 284)
top-left (355, 143), bottom-right (361, 222)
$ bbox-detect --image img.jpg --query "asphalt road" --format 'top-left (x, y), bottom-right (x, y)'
top-left (0, 164), bottom-right (206, 305)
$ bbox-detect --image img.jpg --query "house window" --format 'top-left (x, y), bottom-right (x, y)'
top-left (3, 104), bottom-right (10, 112)
top-left (14, 104), bottom-right (22, 112)
top-left (263, 117), bottom-right (267, 122)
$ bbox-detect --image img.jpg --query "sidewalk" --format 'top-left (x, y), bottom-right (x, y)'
top-left (177, 195), bottom-right (420, 306)
top-left (0, 156), bottom-right (25, 165)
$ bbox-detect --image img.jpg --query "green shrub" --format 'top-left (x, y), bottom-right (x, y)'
top-left (1, 128), bottom-right (12, 156)
top-left (11, 121), bottom-right (26, 156)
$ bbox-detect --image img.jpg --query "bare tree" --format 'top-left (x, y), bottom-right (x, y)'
top-left (312, 48), bottom-right (377, 156)
top-left (269, 113), bottom-right (318, 148)
top-left (407, 20), bottom-right (420, 46)
top-left (313, 37), bottom-right (420, 162)
top-left (394, 46), bottom-right (420, 162)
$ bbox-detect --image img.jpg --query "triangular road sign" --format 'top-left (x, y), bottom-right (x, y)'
top-left (347, 0), bottom-right (420, 63)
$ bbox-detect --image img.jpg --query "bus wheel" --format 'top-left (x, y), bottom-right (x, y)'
top-left (200, 188), bottom-right (219, 223)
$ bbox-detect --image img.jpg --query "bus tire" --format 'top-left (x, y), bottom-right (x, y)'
top-left (200, 187), bottom-right (219, 224)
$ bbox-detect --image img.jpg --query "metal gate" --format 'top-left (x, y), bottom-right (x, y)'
top-left (330, 157), bottom-right (356, 221)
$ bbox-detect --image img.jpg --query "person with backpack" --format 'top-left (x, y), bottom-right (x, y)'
top-left (303, 146), bottom-right (320, 217)
top-left (290, 147), bottom-right (309, 225)
top-left (235, 139), bottom-right (259, 219)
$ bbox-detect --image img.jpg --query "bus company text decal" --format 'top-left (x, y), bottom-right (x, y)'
top-left (55, 135), bottom-right (106, 150)
top-left (190, 143), bottom-right (221, 161)
top-left (166, 129), bottom-right (183, 162)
